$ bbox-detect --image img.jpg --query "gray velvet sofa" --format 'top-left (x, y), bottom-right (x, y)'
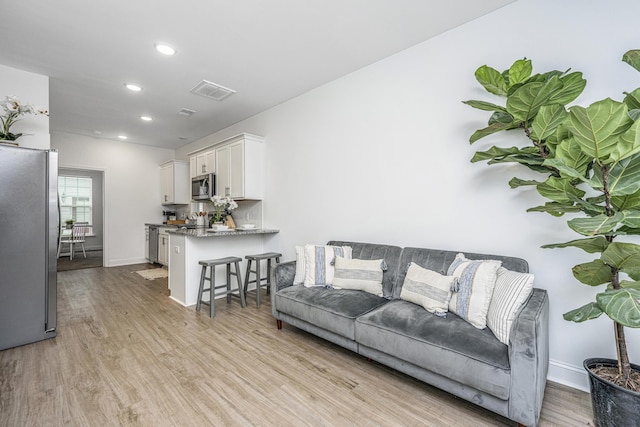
top-left (271, 241), bottom-right (549, 427)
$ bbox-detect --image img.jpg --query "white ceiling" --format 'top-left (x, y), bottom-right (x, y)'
top-left (1, 0), bottom-right (513, 150)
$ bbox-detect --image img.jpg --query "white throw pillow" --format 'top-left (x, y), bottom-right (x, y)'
top-left (293, 245), bottom-right (306, 284)
top-left (303, 245), bottom-right (352, 286)
top-left (487, 267), bottom-right (535, 345)
top-left (332, 256), bottom-right (385, 296)
top-left (447, 253), bottom-right (501, 329)
top-left (400, 263), bottom-right (457, 317)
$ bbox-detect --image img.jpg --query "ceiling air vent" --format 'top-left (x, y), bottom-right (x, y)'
top-left (190, 80), bottom-right (236, 101)
top-left (176, 108), bottom-right (196, 117)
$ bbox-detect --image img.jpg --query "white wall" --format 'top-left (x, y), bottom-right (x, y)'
top-left (52, 131), bottom-right (175, 266)
top-left (0, 64), bottom-right (49, 149)
top-left (177, 0), bottom-right (640, 391)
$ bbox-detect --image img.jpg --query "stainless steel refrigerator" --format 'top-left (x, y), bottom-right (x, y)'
top-left (0, 144), bottom-right (58, 350)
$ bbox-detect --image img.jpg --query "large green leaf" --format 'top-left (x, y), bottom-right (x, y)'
top-left (566, 99), bottom-right (633, 162)
top-left (612, 189), bottom-right (640, 210)
top-left (610, 119), bottom-right (640, 163)
top-left (530, 104), bottom-right (568, 141)
top-left (621, 210), bottom-right (640, 229)
top-left (573, 259), bottom-right (613, 286)
top-left (471, 146), bottom-right (536, 162)
top-left (509, 177), bottom-right (541, 188)
top-left (508, 59), bottom-right (532, 87)
top-left (527, 202), bottom-right (581, 216)
top-left (601, 242), bottom-right (640, 280)
top-left (475, 65), bottom-right (507, 96)
top-left (548, 72), bottom-right (587, 105)
top-left (596, 288), bottom-right (640, 328)
top-left (592, 154), bottom-right (640, 196)
top-left (623, 88), bottom-right (640, 111)
top-left (543, 158), bottom-right (595, 187)
top-left (568, 212), bottom-right (624, 236)
top-left (623, 50), bottom-right (640, 73)
top-left (462, 100), bottom-right (508, 113)
top-left (542, 236), bottom-right (609, 253)
top-left (507, 77), bottom-right (564, 122)
top-left (563, 302), bottom-right (603, 322)
top-left (553, 137), bottom-right (592, 176)
top-left (469, 121), bottom-right (518, 143)
top-left (536, 176), bottom-right (585, 203)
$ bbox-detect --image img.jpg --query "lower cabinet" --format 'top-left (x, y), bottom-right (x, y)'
top-left (158, 228), bottom-right (170, 266)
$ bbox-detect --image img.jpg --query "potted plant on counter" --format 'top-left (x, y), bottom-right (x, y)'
top-left (463, 50), bottom-right (640, 426)
top-left (210, 195), bottom-right (238, 229)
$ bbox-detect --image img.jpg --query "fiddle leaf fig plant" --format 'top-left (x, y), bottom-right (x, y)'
top-left (464, 51), bottom-right (640, 390)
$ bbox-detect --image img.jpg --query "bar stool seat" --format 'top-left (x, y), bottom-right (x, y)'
top-left (243, 252), bottom-right (282, 307)
top-left (196, 256), bottom-right (246, 317)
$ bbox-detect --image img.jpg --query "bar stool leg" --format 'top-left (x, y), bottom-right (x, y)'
top-left (243, 259), bottom-right (252, 299)
top-left (236, 261), bottom-right (247, 308)
top-left (196, 264), bottom-right (206, 312)
top-left (210, 266), bottom-right (216, 318)
top-left (255, 259), bottom-right (262, 306)
top-left (266, 258), bottom-right (272, 296)
top-left (225, 263), bottom-right (232, 303)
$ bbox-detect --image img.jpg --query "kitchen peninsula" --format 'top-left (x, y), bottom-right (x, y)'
top-left (167, 228), bottom-right (279, 306)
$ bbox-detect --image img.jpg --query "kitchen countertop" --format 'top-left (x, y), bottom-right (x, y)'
top-left (166, 227), bottom-right (279, 238)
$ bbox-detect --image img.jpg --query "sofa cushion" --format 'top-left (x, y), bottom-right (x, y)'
top-left (303, 244), bottom-right (353, 286)
top-left (332, 256), bottom-right (385, 296)
top-left (327, 241), bottom-right (403, 298)
top-left (447, 253), bottom-right (501, 330)
top-left (275, 285), bottom-right (389, 340)
top-left (487, 267), bottom-right (535, 345)
top-left (399, 263), bottom-right (456, 316)
top-left (355, 300), bottom-right (511, 399)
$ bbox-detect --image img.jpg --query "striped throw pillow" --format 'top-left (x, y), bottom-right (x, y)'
top-left (447, 253), bottom-right (501, 329)
top-left (293, 245), bottom-right (306, 284)
top-left (332, 256), bottom-right (385, 296)
top-left (400, 263), bottom-right (457, 317)
top-left (303, 245), bottom-right (352, 286)
top-left (487, 267), bottom-right (534, 345)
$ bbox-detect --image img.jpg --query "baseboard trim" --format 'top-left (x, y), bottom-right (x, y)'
top-left (548, 359), bottom-right (589, 392)
top-left (106, 257), bottom-right (148, 267)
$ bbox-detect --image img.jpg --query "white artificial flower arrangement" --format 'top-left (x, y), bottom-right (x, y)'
top-left (211, 195), bottom-right (238, 222)
top-left (1, 95), bottom-right (48, 141)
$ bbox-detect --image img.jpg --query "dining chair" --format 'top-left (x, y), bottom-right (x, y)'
top-left (57, 222), bottom-right (90, 260)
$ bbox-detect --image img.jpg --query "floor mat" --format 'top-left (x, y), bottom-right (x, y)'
top-left (135, 268), bottom-right (168, 280)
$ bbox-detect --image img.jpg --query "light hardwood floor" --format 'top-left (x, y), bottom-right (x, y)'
top-left (1, 264), bottom-right (594, 426)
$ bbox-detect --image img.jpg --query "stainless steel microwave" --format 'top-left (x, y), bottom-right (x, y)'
top-left (192, 173), bottom-right (216, 200)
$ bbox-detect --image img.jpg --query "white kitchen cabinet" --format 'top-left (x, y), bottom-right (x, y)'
top-left (158, 227), bottom-right (170, 266)
top-left (215, 134), bottom-right (264, 200)
top-left (189, 149), bottom-right (215, 178)
top-left (160, 160), bottom-right (189, 205)
top-left (144, 226), bottom-right (149, 261)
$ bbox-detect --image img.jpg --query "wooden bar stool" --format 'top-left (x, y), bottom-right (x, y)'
top-left (196, 256), bottom-right (246, 317)
top-left (243, 252), bottom-right (282, 307)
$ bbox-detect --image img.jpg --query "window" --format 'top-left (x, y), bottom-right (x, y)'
top-left (59, 176), bottom-right (92, 226)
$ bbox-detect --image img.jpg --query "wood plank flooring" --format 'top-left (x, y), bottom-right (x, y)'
top-left (0, 263), bottom-right (594, 426)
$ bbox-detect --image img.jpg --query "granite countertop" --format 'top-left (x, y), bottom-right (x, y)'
top-left (166, 227), bottom-right (279, 238)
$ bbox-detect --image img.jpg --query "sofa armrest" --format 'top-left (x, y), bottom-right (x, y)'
top-left (508, 288), bottom-right (549, 427)
top-left (272, 260), bottom-right (296, 319)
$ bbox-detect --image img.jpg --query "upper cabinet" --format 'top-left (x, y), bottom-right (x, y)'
top-left (215, 134), bottom-right (264, 200)
top-left (189, 134), bottom-right (265, 200)
top-left (160, 160), bottom-right (190, 205)
top-left (189, 149), bottom-right (215, 178)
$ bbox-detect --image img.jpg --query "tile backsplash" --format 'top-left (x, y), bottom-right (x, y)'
top-left (176, 200), bottom-right (263, 228)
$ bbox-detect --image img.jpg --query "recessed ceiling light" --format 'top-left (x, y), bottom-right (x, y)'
top-left (140, 115), bottom-right (153, 121)
top-left (155, 43), bottom-right (176, 55)
top-left (93, 130), bottom-right (102, 135)
top-left (125, 83), bottom-right (142, 92)
top-left (118, 135), bottom-right (128, 140)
